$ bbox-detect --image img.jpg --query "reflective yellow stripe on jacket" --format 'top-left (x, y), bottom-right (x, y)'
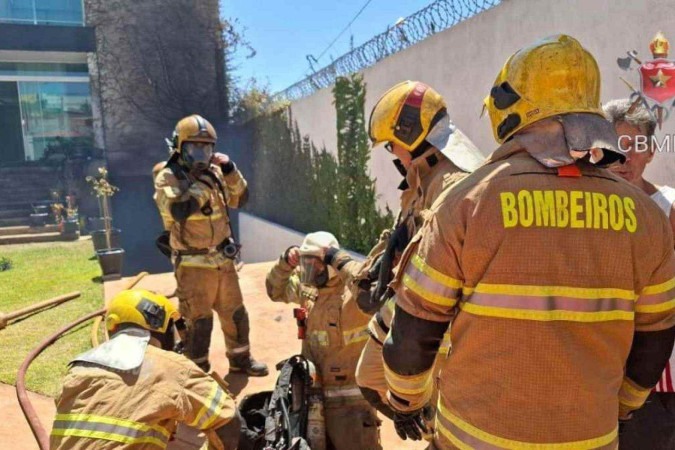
top-left (436, 402), bottom-right (618, 450)
top-left (343, 325), bottom-right (369, 346)
top-left (189, 383), bottom-right (227, 430)
top-left (51, 413), bottom-right (170, 448)
top-left (460, 283), bottom-right (637, 322)
top-left (324, 385), bottom-right (363, 400)
top-left (636, 277), bottom-right (675, 313)
top-left (160, 210), bottom-right (224, 222)
top-left (384, 360), bottom-right (433, 411)
top-left (403, 254), bottom-right (462, 308)
top-left (618, 377), bottom-right (651, 410)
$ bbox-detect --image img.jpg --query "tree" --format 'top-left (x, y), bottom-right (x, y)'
top-left (87, 0), bottom-right (227, 128)
top-left (234, 73), bottom-right (391, 254)
top-left (333, 74), bottom-right (393, 252)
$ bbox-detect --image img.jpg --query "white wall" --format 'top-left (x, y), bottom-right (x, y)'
top-left (239, 212), bottom-right (305, 263)
top-left (288, 0), bottom-right (675, 211)
top-left (239, 212), bottom-right (364, 264)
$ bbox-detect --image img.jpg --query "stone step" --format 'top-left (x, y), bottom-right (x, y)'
top-left (0, 200), bottom-right (33, 209)
top-left (0, 231), bottom-right (77, 245)
top-left (0, 224), bottom-right (59, 236)
top-left (0, 187), bottom-right (54, 194)
top-left (0, 208), bottom-right (32, 219)
top-left (0, 217), bottom-right (30, 227)
top-left (0, 194), bottom-right (53, 204)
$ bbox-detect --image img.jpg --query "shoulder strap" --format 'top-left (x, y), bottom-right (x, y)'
top-left (166, 160), bottom-right (188, 182)
top-left (203, 168), bottom-right (239, 245)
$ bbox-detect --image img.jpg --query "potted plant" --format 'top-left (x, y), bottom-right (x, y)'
top-left (61, 195), bottom-right (80, 240)
top-left (87, 168), bottom-right (121, 251)
top-left (87, 167), bottom-right (124, 280)
top-left (29, 202), bottom-right (50, 227)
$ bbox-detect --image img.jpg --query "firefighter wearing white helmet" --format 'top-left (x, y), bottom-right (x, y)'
top-left (265, 231), bottom-right (382, 449)
top-left (383, 35), bottom-right (675, 449)
top-left (51, 289), bottom-right (241, 449)
top-left (350, 81), bottom-right (484, 441)
top-left (153, 114), bottom-right (267, 376)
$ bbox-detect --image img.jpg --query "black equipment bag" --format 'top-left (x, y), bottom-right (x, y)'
top-left (238, 355), bottom-right (314, 450)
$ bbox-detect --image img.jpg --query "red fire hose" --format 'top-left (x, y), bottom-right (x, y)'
top-left (16, 270), bottom-right (150, 449)
top-left (16, 308), bottom-right (105, 450)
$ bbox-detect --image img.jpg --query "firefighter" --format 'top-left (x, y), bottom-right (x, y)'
top-left (604, 98), bottom-right (675, 449)
top-left (154, 114), bottom-right (267, 376)
top-left (383, 34), bottom-right (675, 449)
top-left (50, 289), bottom-right (240, 449)
top-left (352, 81), bottom-right (484, 440)
top-left (265, 231), bottom-right (382, 450)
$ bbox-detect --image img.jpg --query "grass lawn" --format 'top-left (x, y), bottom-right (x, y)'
top-left (0, 239), bottom-right (103, 397)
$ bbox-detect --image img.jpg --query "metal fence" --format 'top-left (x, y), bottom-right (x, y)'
top-left (273, 0), bottom-right (500, 102)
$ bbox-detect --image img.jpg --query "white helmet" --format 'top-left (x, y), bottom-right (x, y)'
top-left (298, 231), bottom-right (339, 287)
top-left (298, 231), bottom-right (339, 258)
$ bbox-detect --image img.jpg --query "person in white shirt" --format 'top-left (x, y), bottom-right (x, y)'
top-left (605, 98), bottom-right (675, 449)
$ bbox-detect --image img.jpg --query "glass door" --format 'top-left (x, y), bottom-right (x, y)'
top-left (17, 81), bottom-right (45, 161)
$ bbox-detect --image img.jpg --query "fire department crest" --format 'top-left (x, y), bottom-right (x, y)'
top-left (617, 32), bottom-right (675, 127)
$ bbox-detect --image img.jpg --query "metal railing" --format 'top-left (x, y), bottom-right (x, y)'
top-left (273, 0), bottom-right (500, 102)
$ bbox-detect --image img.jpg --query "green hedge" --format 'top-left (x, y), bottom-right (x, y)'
top-left (241, 74), bottom-right (392, 254)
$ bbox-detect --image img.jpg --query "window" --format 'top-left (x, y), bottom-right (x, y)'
top-left (18, 81), bottom-right (94, 161)
top-left (0, 62), bottom-right (88, 77)
top-left (0, 0), bottom-right (84, 26)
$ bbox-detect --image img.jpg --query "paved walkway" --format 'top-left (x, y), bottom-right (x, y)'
top-left (4, 262), bottom-right (423, 449)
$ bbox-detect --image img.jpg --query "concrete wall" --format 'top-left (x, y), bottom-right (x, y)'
top-left (239, 212), bottom-right (364, 264)
top-left (288, 0), bottom-right (675, 211)
top-left (239, 212), bottom-right (306, 263)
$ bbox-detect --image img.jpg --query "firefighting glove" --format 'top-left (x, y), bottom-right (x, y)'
top-left (283, 246), bottom-right (299, 267)
top-left (371, 222), bottom-right (409, 309)
top-left (393, 406), bottom-right (433, 441)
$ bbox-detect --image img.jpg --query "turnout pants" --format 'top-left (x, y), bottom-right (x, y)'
top-left (176, 259), bottom-right (251, 366)
top-left (325, 403), bottom-right (382, 450)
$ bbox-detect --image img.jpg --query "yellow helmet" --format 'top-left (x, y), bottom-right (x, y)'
top-left (484, 34), bottom-right (604, 144)
top-left (368, 81), bottom-right (447, 152)
top-left (106, 289), bottom-right (180, 334)
top-left (172, 114), bottom-right (217, 153)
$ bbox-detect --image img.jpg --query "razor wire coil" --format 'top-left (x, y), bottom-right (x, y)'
top-left (273, 0), bottom-right (500, 102)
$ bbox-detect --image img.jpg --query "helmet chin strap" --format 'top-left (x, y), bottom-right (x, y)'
top-left (410, 140), bottom-right (433, 159)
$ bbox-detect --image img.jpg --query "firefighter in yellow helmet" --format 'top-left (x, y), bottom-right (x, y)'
top-left (50, 289), bottom-right (240, 449)
top-left (383, 34), bottom-right (675, 449)
top-left (153, 114), bottom-right (267, 376)
top-left (266, 231), bottom-right (382, 449)
top-left (352, 81), bottom-right (483, 441)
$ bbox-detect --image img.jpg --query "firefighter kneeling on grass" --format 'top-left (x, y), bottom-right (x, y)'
top-left (50, 289), bottom-right (240, 449)
top-left (154, 114), bottom-right (267, 376)
top-left (265, 232), bottom-right (382, 450)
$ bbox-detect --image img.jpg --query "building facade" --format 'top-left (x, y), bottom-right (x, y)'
top-left (0, 0), bottom-right (98, 166)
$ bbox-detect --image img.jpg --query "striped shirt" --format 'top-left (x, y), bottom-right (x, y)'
top-left (651, 185), bottom-right (675, 393)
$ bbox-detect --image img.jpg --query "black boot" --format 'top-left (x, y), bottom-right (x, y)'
top-left (185, 317), bottom-right (213, 373)
top-left (229, 307), bottom-right (267, 375)
top-left (228, 353), bottom-right (268, 377)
